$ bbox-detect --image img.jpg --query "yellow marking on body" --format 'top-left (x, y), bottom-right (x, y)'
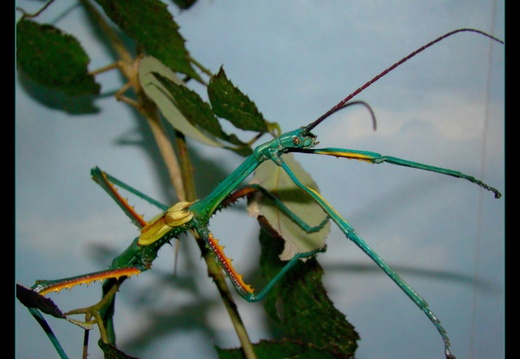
top-left (207, 235), bottom-right (254, 294)
top-left (35, 267), bottom-right (141, 296)
top-left (139, 202), bottom-right (194, 246)
top-left (315, 150), bottom-right (374, 163)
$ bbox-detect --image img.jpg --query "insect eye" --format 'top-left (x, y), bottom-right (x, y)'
top-left (292, 137), bottom-right (301, 145)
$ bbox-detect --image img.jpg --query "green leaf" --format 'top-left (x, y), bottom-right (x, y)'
top-left (258, 228), bottom-right (359, 357)
top-left (248, 154), bottom-right (330, 259)
top-left (139, 56), bottom-right (226, 148)
top-left (16, 19), bottom-right (100, 96)
top-left (95, 0), bottom-right (201, 82)
top-left (153, 72), bottom-right (247, 147)
top-left (208, 67), bottom-right (269, 133)
top-left (139, 57), bottom-right (253, 155)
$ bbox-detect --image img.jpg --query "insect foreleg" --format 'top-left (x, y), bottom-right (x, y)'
top-left (295, 148), bottom-right (501, 198)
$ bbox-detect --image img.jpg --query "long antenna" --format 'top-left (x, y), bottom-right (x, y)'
top-left (305, 28), bottom-right (504, 132)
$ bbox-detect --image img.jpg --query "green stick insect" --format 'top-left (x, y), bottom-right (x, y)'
top-left (20, 28), bottom-right (502, 359)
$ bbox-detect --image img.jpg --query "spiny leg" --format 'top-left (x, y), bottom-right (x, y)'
top-left (91, 167), bottom-right (169, 229)
top-left (32, 236), bottom-right (145, 296)
top-left (31, 266), bottom-right (142, 296)
top-left (195, 226), bottom-right (325, 303)
top-left (294, 148), bottom-right (501, 198)
top-left (279, 161), bottom-right (455, 359)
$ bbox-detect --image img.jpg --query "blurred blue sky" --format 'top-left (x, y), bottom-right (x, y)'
top-left (16, 1), bottom-right (504, 359)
